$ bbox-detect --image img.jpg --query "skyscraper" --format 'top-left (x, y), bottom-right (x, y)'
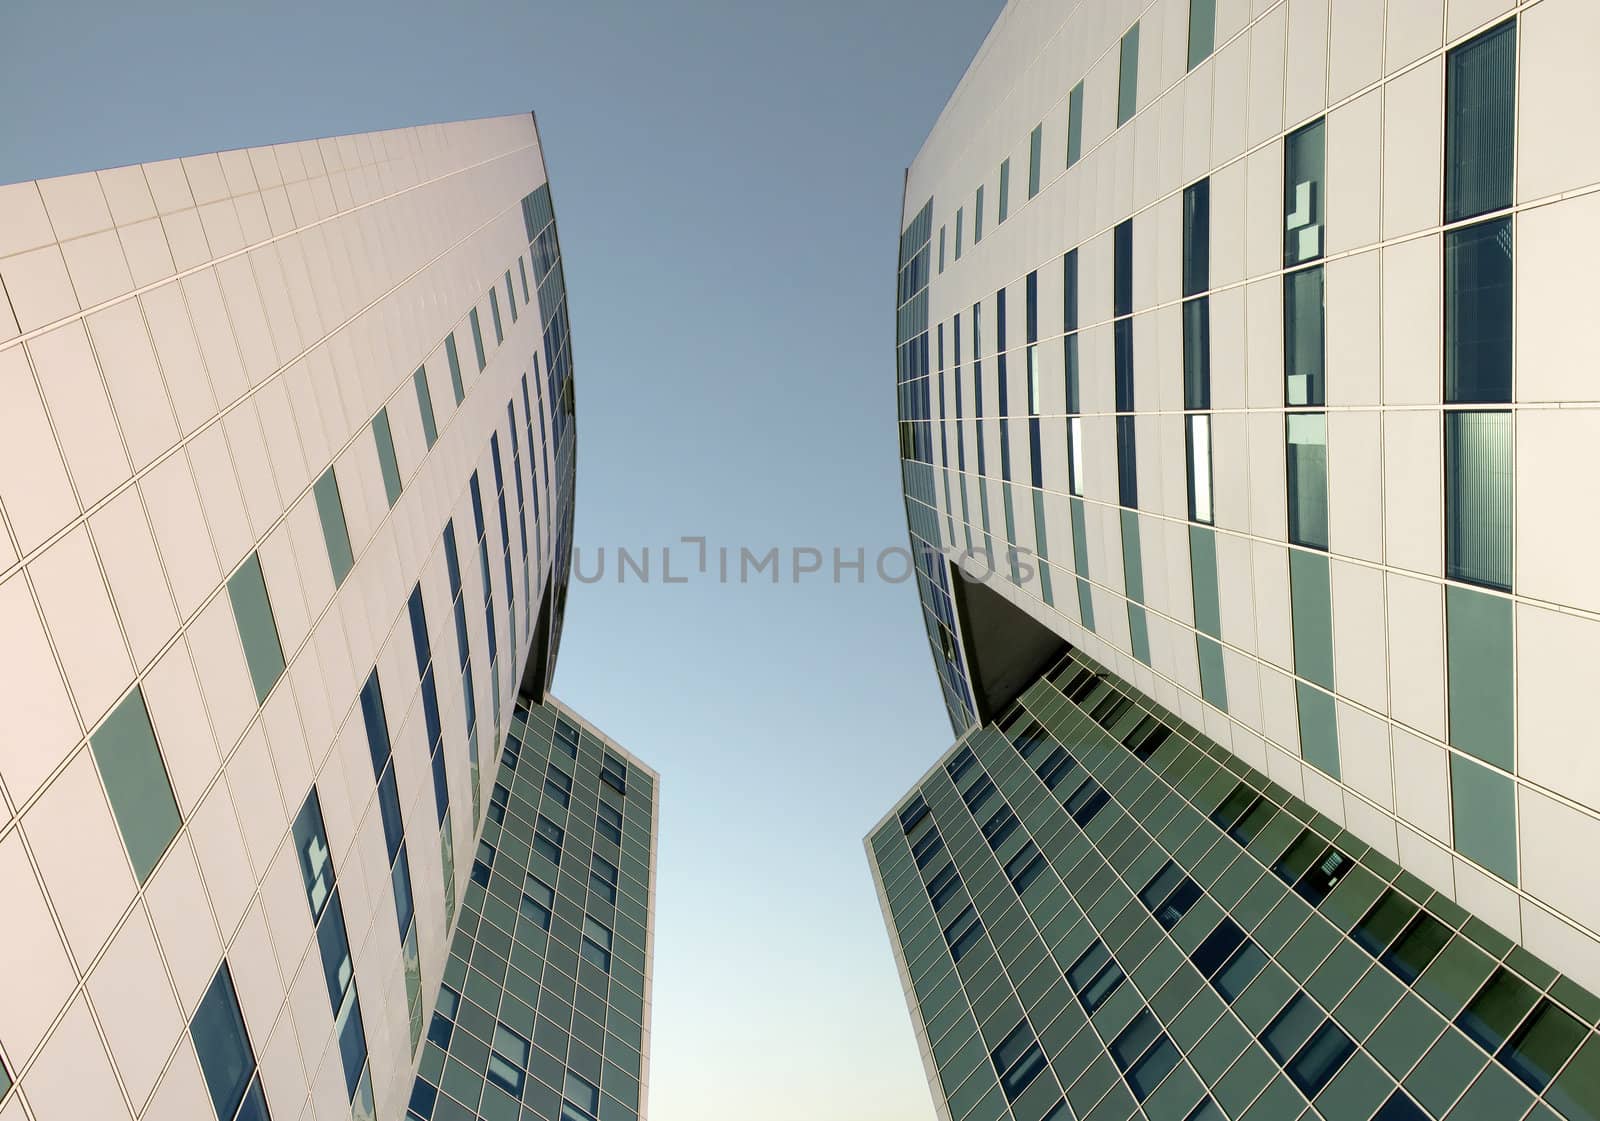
top-left (0, 114), bottom-right (654, 1121)
top-left (880, 2), bottom-right (1600, 1119)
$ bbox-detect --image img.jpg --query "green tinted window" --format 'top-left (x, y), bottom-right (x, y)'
top-left (91, 687), bottom-right (182, 882)
top-left (1028, 125), bottom-right (1043, 199)
top-left (1066, 81), bottom-right (1085, 168)
top-left (1450, 754), bottom-right (1517, 883)
top-left (1446, 584), bottom-right (1513, 770)
top-left (489, 288), bottom-right (504, 345)
top-left (1189, 524), bottom-right (1221, 638)
top-left (313, 467), bottom-right (354, 587)
top-left (414, 367), bottom-right (438, 449)
top-left (469, 308), bottom-right (487, 371)
top-left (1296, 683), bottom-right (1339, 778)
top-left (1198, 635), bottom-right (1228, 711)
top-left (1289, 548), bottom-right (1334, 689)
top-left (373, 409), bottom-right (402, 508)
top-left (445, 334), bottom-right (465, 404)
top-left (1188, 0), bottom-right (1216, 69)
top-left (1118, 24), bottom-right (1141, 125)
top-left (228, 552), bottom-right (285, 704)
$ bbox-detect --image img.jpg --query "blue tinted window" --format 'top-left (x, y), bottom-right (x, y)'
top-left (191, 964), bottom-right (258, 1121)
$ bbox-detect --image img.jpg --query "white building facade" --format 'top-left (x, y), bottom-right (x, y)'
top-left (0, 114), bottom-right (589, 1121)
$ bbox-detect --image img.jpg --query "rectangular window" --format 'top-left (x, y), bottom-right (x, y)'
top-left (992, 1022), bottom-right (1048, 1101)
top-left (998, 159), bottom-right (1010, 222)
top-left (555, 717), bottom-right (580, 758)
top-left (1445, 218), bottom-right (1513, 403)
top-left (518, 257), bottom-right (530, 304)
top-left (601, 752), bottom-right (628, 794)
top-left (507, 270), bottom-right (520, 319)
top-left (1117, 415), bottom-right (1138, 509)
top-left (1006, 842), bottom-right (1046, 894)
top-left (1188, 0), bottom-right (1216, 69)
top-left (938, 225), bottom-right (946, 273)
top-left (927, 863), bottom-right (962, 911)
top-left (1446, 583), bottom-right (1514, 768)
top-left (1445, 410), bottom-right (1512, 590)
top-left (1284, 265), bottom-right (1325, 405)
top-left (1187, 414), bottom-right (1213, 524)
top-left (544, 764), bottom-right (572, 808)
top-left (487, 1024), bottom-right (529, 1097)
top-left (1445, 20), bottom-right (1516, 223)
top-left (1067, 416), bottom-right (1084, 497)
top-left (1451, 753), bottom-right (1518, 883)
top-left (469, 307), bottom-right (486, 371)
top-left (372, 409), bottom-right (402, 508)
top-left (597, 802), bottom-right (623, 846)
top-left (1285, 1022), bottom-right (1356, 1098)
top-left (1286, 412), bottom-right (1329, 549)
top-left (313, 468), bottom-right (355, 586)
top-left (1114, 219), bottom-right (1133, 318)
top-left (1214, 942), bottom-right (1268, 1001)
top-left (520, 875), bottom-right (554, 930)
top-left (1183, 297), bottom-right (1210, 410)
top-left (1118, 24), bottom-right (1141, 125)
top-left (191, 963), bottom-right (264, 1121)
top-left (1284, 119), bottom-right (1327, 266)
top-left (1067, 941), bottom-right (1125, 1012)
top-left (973, 185), bottom-right (984, 243)
top-left (1028, 124), bottom-right (1043, 198)
top-left (1500, 1000), bottom-right (1586, 1096)
top-left (1140, 861), bottom-right (1202, 928)
top-left (413, 367), bottom-right (437, 449)
top-left (227, 552), bottom-right (285, 704)
top-left (91, 687), bottom-right (181, 883)
top-left (580, 916), bottom-right (613, 972)
top-left (955, 208), bottom-right (964, 260)
top-left (1183, 179), bottom-right (1210, 297)
top-left (533, 815), bottom-right (564, 865)
top-left (1066, 81), bottom-right (1085, 168)
top-left (590, 855), bottom-right (619, 905)
top-left (1065, 777), bottom-right (1110, 825)
top-left (982, 805), bottom-right (1019, 850)
top-left (563, 1071), bottom-right (602, 1121)
top-left (489, 288), bottom-right (504, 345)
top-left (445, 333), bottom-right (465, 404)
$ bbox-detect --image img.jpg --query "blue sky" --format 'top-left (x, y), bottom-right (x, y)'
top-left (0, 2), bottom-right (1003, 1117)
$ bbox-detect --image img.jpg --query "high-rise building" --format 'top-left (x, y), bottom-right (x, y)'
top-left (0, 114), bottom-right (654, 1121)
top-left (882, 2), bottom-right (1600, 1119)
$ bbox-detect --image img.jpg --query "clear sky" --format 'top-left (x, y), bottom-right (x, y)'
top-left (0, 2), bottom-right (1003, 1117)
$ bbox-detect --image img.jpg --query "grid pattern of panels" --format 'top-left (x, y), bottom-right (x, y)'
top-left (869, 649), bottom-right (1600, 1121)
top-left (405, 699), bottom-right (656, 1121)
top-left (0, 115), bottom-right (575, 1121)
top-left (895, 0), bottom-right (1600, 994)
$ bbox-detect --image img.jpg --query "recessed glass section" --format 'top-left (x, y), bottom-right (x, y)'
top-left (469, 307), bottom-right (486, 371)
top-left (1118, 23), bottom-right (1140, 125)
top-left (1028, 125), bottom-right (1043, 199)
top-left (1284, 265), bottom-right (1325, 405)
top-left (1445, 19), bottom-right (1516, 224)
top-left (1067, 81), bottom-right (1085, 168)
top-left (1183, 296), bottom-right (1210, 410)
top-left (372, 408), bottom-right (402, 508)
top-left (445, 333), bottom-right (465, 404)
top-left (1445, 218), bottom-right (1513, 404)
top-left (1446, 582), bottom-right (1514, 768)
top-left (413, 367), bottom-right (437, 449)
top-left (91, 686), bottom-right (181, 883)
top-left (1284, 119), bottom-right (1326, 267)
top-left (191, 963), bottom-right (258, 1121)
top-left (998, 158), bottom-right (1011, 222)
top-left (1183, 178), bottom-right (1209, 297)
top-left (1188, 0), bottom-right (1216, 69)
top-left (1187, 413), bottom-right (1213, 524)
top-left (1286, 412), bottom-right (1329, 550)
top-left (1450, 753), bottom-right (1517, 883)
top-left (313, 467), bottom-right (354, 587)
top-left (1445, 411), bottom-right (1513, 591)
top-left (227, 552), bottom-right (285, 705)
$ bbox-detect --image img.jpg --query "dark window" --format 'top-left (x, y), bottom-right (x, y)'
top-left (1066, 82), bottom-right (1085, 168)
top-left (1190, 918), bottom-right (1247, 979)
top-left (1286, 1021), bottom-right (1355, 1097)
top-left (1113, 220), bottom-right (1134, 317)
top-left (589, 855), bottom-right (619, 906)
top-left (544, 764), bottom-right (572, 808)
top-left (1065, 778), bottom-right (1111, 826)
top-left (470, 841), bottom-right (494, 888)
top-left (533, 815), bottom-right (564, 865)
top-left (601, 752), bottom-right (628, 795)
top-left (1284, 119), bottom-right (1327, 267)
top-left (1128, 1035), bottom-right (1180, 1101)
top-left (1498, 999), bottom-right (1586, 1095)
top-left (991, 1021), bottom-right (1048, 1101)
top-left (911, 825), bottom-right (945, 868)
top-left (1183, 179), bottom-right (1209, 297)
top-left (944, 904), bottom-right (984, 962)
top-left (1352, 890), bottom-right (1419, 957)
top-left (1214, 941), bottom-right (1268, 1002)
top-left (947, 746), bottom-right (977, 784)
top-left (1038, 747), bottom-right (1077, 791)
top-left (982, 805), bottom-right (1019, 850)
top-left (1445, 20), bottom-right (1516, 224)
top-left (1117, 414), bottom-right (1138, 509)
top-left (487, 1024), bottom-right (529, 1097)
top-left (927, 862), bottom-right (962, 911)
top-left (554, 717), bottom-right (580, 759)
top-left (962, 772), bottom-right (997, 816)
top-left (1261, 994), bottom-right (1322, 1064)
top-left (1068, 941), bottom-right (1126, 1013)
top-left (521, 875), bottom-right (554, 930)
top-left (1291, 842), bottom-right (1349, 906)
top-left (1380, 912), bottom-right (1451, 985)
top-left (581, 916), bottom-right (613, 972)
top-left (1445, 219), bottom-right (1513, 403)
top-left (898, 795), bottom-right (930, 834)
top-left (1373, 1091), bottom-right (1430, 1121)
top-left (1284, 266), bottom-right (1325, 406)
top-left (1140, 862), bottom-right (1202, 929)
top-left (191, 964), bottom-right (259, 1121)
top-left (1183, 296), bottom-right (1210, 410)
top-left (1209, 783), bottom-right (1259, 832)
top-left (1006, 842), bottom-right (1047, 894)
top-left (1445, 409), bottom-right (1513, 590)
top-left (596, 802), bottom-right (623, 846)
top-left (1457, 967), bottom-right (1539, 1054)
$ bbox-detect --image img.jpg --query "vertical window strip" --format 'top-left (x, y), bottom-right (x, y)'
top-left (445, 519), bottom-right (483, 826)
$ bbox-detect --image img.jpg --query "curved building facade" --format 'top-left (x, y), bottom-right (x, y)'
top-left (0, 115), bottom-right (653, 1121)
top-left (883, 2), bottom-right (1600, 1119)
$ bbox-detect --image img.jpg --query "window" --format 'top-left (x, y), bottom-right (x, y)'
top-left (471, 840), bottom-right (494, 887)
top-left (597, 802), bottom-right (623, 846)
top-left (601, 752), bottom-right (628, 794)
top-left (1065, 777), bottom-right (1110, 826)
top-left (1445, 20), bottom-right (1516, 224)
top-left (1113, 220), bottom-right (1133, 318)
top-left (962, 772), bottom-right (996, 816)
top-left (545, 764), bottom-right (572, 808)
top-left (313, 467), bottom-right (355, 586)
top-left (1117, 414), bottom-right (1138, 509)
top-left (228, 552), bottom-right (285, 704)
top-left (518, 258), bottom-right (531, 304)
top-left (991, 1021), bottom-right (1048, 1101)
top-left (998, 158), bottom-right (1010, 222)
top-left (1284, 266), bottom-right (1325, 405)
top-left (488, 288), bottom-right (504, 345)
top-left (1450, 752), bottom-right (1518, 882)
top-left (1187, 414), bottom-right (1213, 524)
top-left (486, 1024), bottom-right (529, 1097)
top-left (1038, 746), bottom-right (1077, 791)
top-left (1261, 994), bottom-right (1322, 1064)
top-left (1499, 999), bottom-right (1586, 1095)
top-left (520, 875), bottom-right (554, 931)
top-left (293, 789), bottom-right (335, 920)
top-left (590, 855), bottom-right (619, 905)
top-left (1374, 1092), bottom-right (1430, 1121)
top-left (1190, 918), bottom-right (1247, 979)
top-left (1006, 842), bottom-right (1046, 894)
top-left (191, 963), bottom-right (263, 1121)
top-left (444, 333), bottom-right (465, 404)
top-left (1188, 0), bottom-right (1216, 69)
top-left (372, 409), bottom-right (402, 507)
top-left (955, 207), bottom-right (963, 260)
top-left (1117, 23), bottom-right (1140, 125)
top-left (1140, 861), bottom-right (1202, 929)
top-left (1381, 912), bottom-right (1451, 984)
top-left (982, 805), bottom-right (1019, 850)
top-left (939, 225), bottom-right (946, 273)
top-left (91, 686), bottom-right (181, 883)
top-left (561, 1071), bottom-right (601, 1121)
top-left (944, 904), bottom-right (984, 962)
top-left (533, 815), bottom-right (564, 864)
top-left (1284, 120), bottom-right (1326, 267)
top-left (469, 307), bottom-right (486, 370)
top-left (1286, 412), bottom-right (1328, 549)
top-left (1445, 218), bottom-right (1513, 403)
top-left (927, 862), bottom-right (962, 911)
top-left (427, 985), bottom-right (459, 1050)
top-left (1068, 417), bottom-right (1084, 497)
top-left (1214, 941), bottom-right (1267, 1001)
top-left (581, 916), bottom-right (613, 971)
top-left (488, 781), bottom-right (509, 825)
top-left (947, 745), bottom-right (977, 784)
top-left (1285, 1021), bottom-right (1355, 1097)
top-left (1183, 179), bottom-right (1209, 297)
top-left (1067, 941), bottom-right (1125, 1013)
top-left (973, 185), bottom-right (984, 243)
top-left (1352, 890), bottom-right (1419, 957)
top-left (555, 717), bottom-right (580, 758)
top-left (1028, 124), bottom-right (1042, 198)
top-left (505, 271), bottom-right (518, 322)
top-left (1445, 410), bottom-right (1512, 589)
top-left (1457, 967), bottom-right (1539, 1054)
top-left (1183, 297), bottom-right (1210, 410)
top-left (1066, 81), bottom-right (1084, 168)
top-left (911, 824), bottom-right (945, 868)
top-left (1112, 1012), bottom-right (1179, 1101)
